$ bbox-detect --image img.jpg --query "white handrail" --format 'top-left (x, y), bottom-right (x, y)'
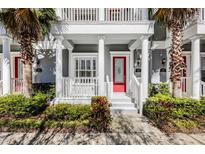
top-left (105, 75), bottom-right (111, 98)
top-left (130, 74), bottom-right (142, 116)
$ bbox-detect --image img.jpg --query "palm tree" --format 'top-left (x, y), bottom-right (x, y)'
top-left (0, 8), bottom-right (57, 97)
top-left (154, 8), bottom-right (199, 97)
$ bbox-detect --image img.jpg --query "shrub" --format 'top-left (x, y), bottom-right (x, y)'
top-left (172, 119), bottom-right (198, 129)
top-left (0, 118), bottom-right (44, 129)
top-left (143, 94), bottom-right (174, 123)
top-left (149, 82), bottom-right (170, 97)
top-left (45, 104), bottom-right (91, 121)
top-left (0, 93), bottom-right (48, 118)
top-left (144, 94), bottom-right (205, 131)
top-left (89, 96), bottom-right (112, 131)
top-left (32, 83), bottom-right (55, 101)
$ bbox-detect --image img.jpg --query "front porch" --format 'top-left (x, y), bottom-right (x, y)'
top-left (52, 35), bottom-right (151, 114)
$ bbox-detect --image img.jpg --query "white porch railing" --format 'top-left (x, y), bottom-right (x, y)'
top-left (56, 8), bottom-right (148, 22)
top-left (180, 77), bottom-right (192, 97)
top-left (11, 78), bottom-right (23, 94)
top-left (62, 77), bottom-right (98, 99)
top-left (129, 75), bottom-right (142, 115)
top-left (201, 81), bottom-right (205, 96)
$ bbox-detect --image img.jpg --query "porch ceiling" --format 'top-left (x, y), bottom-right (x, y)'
top-left (61, 34), bottom-right (144, 44)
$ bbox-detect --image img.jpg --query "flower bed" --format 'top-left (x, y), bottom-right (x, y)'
top-left (143, 94), bottom-right (205, 133)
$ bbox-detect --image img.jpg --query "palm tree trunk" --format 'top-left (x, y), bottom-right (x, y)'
top-left (23, 60), bottom-right (32, 97)
top-left (20, 34), bottom-right (34, 97)
top-left (170, 18), bottom-right (186, 97)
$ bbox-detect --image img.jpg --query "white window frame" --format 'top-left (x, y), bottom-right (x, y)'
top-left (72, 54), bottom-right (98, 78)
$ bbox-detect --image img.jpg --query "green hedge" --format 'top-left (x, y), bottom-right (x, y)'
top-left (0, 118), bottom-right (89, 129)
top-left (0, 93), bottom-right (48, 118)
top-left (0, 93), bottom-right (112, 131)
top-left (149, 82), bottom-right (170, 97)
top-left (32, 83), bottom-right (55, 101)
top-left (45, 104), bottom-right (91, 121)
top-left (143, 94), bottom-right (205, 130)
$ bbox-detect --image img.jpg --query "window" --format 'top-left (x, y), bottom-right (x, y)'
top-left (74, 56), bottom-right (97, 78)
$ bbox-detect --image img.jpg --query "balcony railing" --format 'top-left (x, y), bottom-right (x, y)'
top-left (56, 8), bottom-right (148, 22)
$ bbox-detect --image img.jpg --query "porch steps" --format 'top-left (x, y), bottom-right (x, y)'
top-left (109, 93), bottom-right (137, 112)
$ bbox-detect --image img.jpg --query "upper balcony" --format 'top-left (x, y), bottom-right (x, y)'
top-left (55, 8), bottom-right (149, 23)
top-left (52, 8), bottom-right (154, 37)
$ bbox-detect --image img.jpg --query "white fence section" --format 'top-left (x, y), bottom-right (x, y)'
top-left (201, 81), bottom-right (205, 96)
top-left (56, 8), bottom-right (148, 22)
top-left (180, 77), bottom-right (192, 97)
top-left (129, 75), bottom-right (142, 115)
top-left (11, 78), bottom-right (23, 94)
top-left (62, 77), bottom-right (98, 99)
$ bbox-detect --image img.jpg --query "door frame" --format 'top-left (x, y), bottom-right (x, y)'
top-left (110, 51), bottom-right (130, 94)
top-left (113, 56), bottom-right (126, 92)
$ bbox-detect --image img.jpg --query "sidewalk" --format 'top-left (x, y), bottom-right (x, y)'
top-left (0, 112), bottom-right (204, 145)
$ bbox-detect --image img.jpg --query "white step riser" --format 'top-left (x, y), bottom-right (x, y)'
top-left (110, 99), bottom-right (132, 103)
top-left (111, 103), bottom-right (135, 108)
top-left (110, 107), bottom-right (137, 112)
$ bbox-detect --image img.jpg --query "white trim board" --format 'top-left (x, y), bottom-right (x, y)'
top-left (110, 51), bottom-right (131, 55)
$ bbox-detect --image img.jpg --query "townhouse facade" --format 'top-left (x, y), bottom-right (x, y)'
top-left (0, 8), bottom-right (205, 114)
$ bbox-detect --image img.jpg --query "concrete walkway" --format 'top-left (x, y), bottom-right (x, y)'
top-left (0, 112), bottom-right (205, 145)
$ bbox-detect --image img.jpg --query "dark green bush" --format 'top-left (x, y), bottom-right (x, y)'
top-left (149, 82), bottom-right (170, 97)
top-left (0, 93), bottom-right (48, 118)
top-left (45, 104), bottom-right (91, 121)
top-left (89, 96), bottom-right (112, 131)
top-left (32, 83), bottom-right (55, 101)
top-left (144, 94), bottom-right (205, 130)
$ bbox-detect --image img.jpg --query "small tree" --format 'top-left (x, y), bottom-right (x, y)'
top-left (0, 8), bottom-right (57, 97)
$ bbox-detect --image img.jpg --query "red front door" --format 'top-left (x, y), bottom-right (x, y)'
top-left (113, 57), bottom-right (126, 92)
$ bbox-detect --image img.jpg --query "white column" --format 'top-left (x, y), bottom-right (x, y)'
top-left (141, 36), bottom-right (149, 103)
top-left (2, 36), bottom-right (11, 95)
top-left (130, 50), bottom-right (134, 80)
top-left (98, 36), bottom-right (105, 96)
top-left (191, 37), bottom-right (201, 99)
top-left (55, 8), bottom-right (62, 20)
top-left (99, 8), bottom-right (105, 21)
top-left (69, 49), bottom-right (73, 78)
top-left (55, 36), bottom-right (64, 98)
